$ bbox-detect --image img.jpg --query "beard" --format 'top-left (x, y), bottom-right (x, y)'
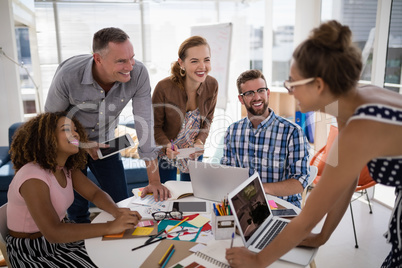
top-left (245, 100), bottom-right (269, 116)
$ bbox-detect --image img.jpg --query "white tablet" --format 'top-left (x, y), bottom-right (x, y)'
top-left (96, 134), bottom-right (135, 159)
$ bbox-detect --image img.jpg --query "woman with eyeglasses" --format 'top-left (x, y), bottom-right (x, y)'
top-left (152, 36), bottom-right (218, 182)
top-left (226, 20), bottom-right (402, 268)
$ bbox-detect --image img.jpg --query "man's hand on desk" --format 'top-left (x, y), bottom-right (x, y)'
top-left (107, 208), bottom-right (142, 235)
top-left (141, 182), bottom-right (171, 201)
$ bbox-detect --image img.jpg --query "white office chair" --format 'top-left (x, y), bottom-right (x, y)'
top-left (302, 166), bottom-right (318, 209)
top-left (0, 203), bottom-right (11, 267)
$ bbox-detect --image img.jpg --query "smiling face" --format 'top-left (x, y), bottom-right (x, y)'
top-left (56, 117), bottom-right (80, 156)
top-left (178, 45), bottom-right (211, 85)
top-left (93, 40), bottom-right (135, 85)
top-left (238, 78), bottom-right (270, 118)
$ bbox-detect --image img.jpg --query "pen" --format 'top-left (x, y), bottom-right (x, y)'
top-left (170, 139), bottom-right (175, 151)
top-left (230, 232), bottom-right (234, 248)
top-left (131, 237), bottom-right (166, 251)
top-left (145, 229), bottom-right (165, 244)
top-left (166, 217), bottom-right (189, 233)
top-left (213, 203), bottom-right (219, 216)
top-left (161, 248), bottom-right (175, 268)
top-left (158, 244), bottom-right (174, 266)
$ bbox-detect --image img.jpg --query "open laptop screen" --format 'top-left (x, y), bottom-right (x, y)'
top-left (230, 174), bottom-right (270, 241)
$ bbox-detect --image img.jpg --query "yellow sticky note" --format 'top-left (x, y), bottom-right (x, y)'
top-left (188, 215), bottom-right (210, 228)
top-left (132, 227), bottom-right (154, 236)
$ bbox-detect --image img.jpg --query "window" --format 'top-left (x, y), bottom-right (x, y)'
top-left (384, 0), bottom-right (402, 93)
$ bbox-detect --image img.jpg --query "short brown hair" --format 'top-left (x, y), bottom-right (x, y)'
top-left (293, 20), bottom-right (362, 96)
top-left (170, 36), bottom-right (211, 90)
top-left (236, 69), bottom-right (267, 94)
top-left (92, 27), bottom-right (130, 54)
top-left (10, 112), bottom-right (89, 173)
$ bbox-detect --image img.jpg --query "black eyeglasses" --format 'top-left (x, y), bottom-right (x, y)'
top-left (151, 211), bottom-right (183, 221)
top-left (239, 87), bottom-right (269, 98)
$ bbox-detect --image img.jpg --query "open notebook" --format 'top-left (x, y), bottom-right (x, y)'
top-left (169, 240), bottom-right (235, 268)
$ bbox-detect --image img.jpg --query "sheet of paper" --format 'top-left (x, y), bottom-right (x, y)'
top-left (132, 227), bottom-right (154, 236)
top-left (137, 220), bottom-right (154, 227)
top-left (131, 194), bottom-right (170, 209)
top-left (188, 215), bottom-right (210, 228)
top-left (196, 229), bottom-right (214, 244)
top-left (176, 147), bottom-right (203, 159)
top-left (268, 200), bottom-right (278, 209)
top-left (104, 231), bottom-right (124, 238)
top-left (190, 243), bottom-right (207, 253)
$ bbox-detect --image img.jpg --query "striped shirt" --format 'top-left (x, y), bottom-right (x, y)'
top-left (221, 109), bottom-right (310, 207)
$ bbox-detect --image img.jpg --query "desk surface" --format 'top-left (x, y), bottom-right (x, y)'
top-left (85, 194), bottom-right (306, 268)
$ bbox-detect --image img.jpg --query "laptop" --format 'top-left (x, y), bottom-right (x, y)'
top-left (228, 172), bottom-right (317, 266)
top-left (188, 160), bottom-right (249, 202)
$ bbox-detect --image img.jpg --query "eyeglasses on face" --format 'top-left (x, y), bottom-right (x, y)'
top-left (283, 78), bottom-right (315, 93)
top-left (239, 87), bottom-right (269, 98)
top-left (151, 211), bottom-right (183, 221)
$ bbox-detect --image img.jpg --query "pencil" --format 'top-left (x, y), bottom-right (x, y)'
top-left (161, 248), bottom-right (175, 268)
top-left (166, 217), bottom-right (189, 233)
top-left (158, 244), bottom-right (174, 266)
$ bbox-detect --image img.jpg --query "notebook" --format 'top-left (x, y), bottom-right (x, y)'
top-left (169, 240), bottom-right (234, 268)
top-left (187, 160), bottom-right (249, 202)
top-left (228, 172), bottom-right (317, 266)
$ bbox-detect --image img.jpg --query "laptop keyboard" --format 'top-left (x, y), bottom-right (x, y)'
top-left (256, 220), bottom-right (288, 249)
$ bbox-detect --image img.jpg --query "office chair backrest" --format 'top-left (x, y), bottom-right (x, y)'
top-left (310, 125), bottom-right (339, 185)
top-left (0, 203), bottom-right (11, 267)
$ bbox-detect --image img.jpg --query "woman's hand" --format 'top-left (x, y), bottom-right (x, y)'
top-left (81, 141), bottom-right (109, 160)
top-left (165, 142), bottom-right (179, 160)
top-left (225, 247), bottom-right (264, 268)
top-left (107, 208), bottom-right (142, 235)
top-left (298, 232), bottom-right (325, 248)
top-left (190, 139), bottom-right (204, 160)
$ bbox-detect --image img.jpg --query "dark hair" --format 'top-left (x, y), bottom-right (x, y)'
top-left (293, 20), bottom-right (362, 96)
top-left (236, 69), bottom-right (267, 94)
top-left (170, 36), bottom-right (210, 90)
top-left (92, 27), bottom-right (130, 54)
top-left (10, 112), bottom-right (89, 173)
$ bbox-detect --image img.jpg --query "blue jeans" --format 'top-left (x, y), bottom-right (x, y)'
top-left (158, 155), bottom-right (203, 183)
top-left (67, 153), bottom-right (128, 223)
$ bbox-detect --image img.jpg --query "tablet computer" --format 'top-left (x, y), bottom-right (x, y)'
top-left (172, 201), bottom-right (209, 213)
top-left (96, 134), bottom-right (135, 159)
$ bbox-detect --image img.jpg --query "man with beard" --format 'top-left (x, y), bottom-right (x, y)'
top-left (221, 70), bottom-right (310, 208)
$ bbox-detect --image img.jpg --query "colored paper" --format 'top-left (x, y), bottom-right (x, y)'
top-left (132, 227), bottom-right (154, 236)
top-left (268, 200), bottom-right (278, 209)
top-left (103, 231), bottom-right (124, 238)
top-left (137, 220), bottom-right (154, 227)
top-left (188, 215), bottom-right (210, 228)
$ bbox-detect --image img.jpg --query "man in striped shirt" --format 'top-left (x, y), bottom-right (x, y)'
top-left (221, 70), bottom-right (310, 208)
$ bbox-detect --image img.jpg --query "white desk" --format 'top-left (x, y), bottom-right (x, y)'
top-left (85, 194), bottom-right (307, 268)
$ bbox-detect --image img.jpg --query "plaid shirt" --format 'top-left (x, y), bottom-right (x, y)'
top-left (221, 109), bottom-right (310, 207)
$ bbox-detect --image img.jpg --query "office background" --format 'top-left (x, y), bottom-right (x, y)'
top-left (0, 0), bottom-right (401, 206)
